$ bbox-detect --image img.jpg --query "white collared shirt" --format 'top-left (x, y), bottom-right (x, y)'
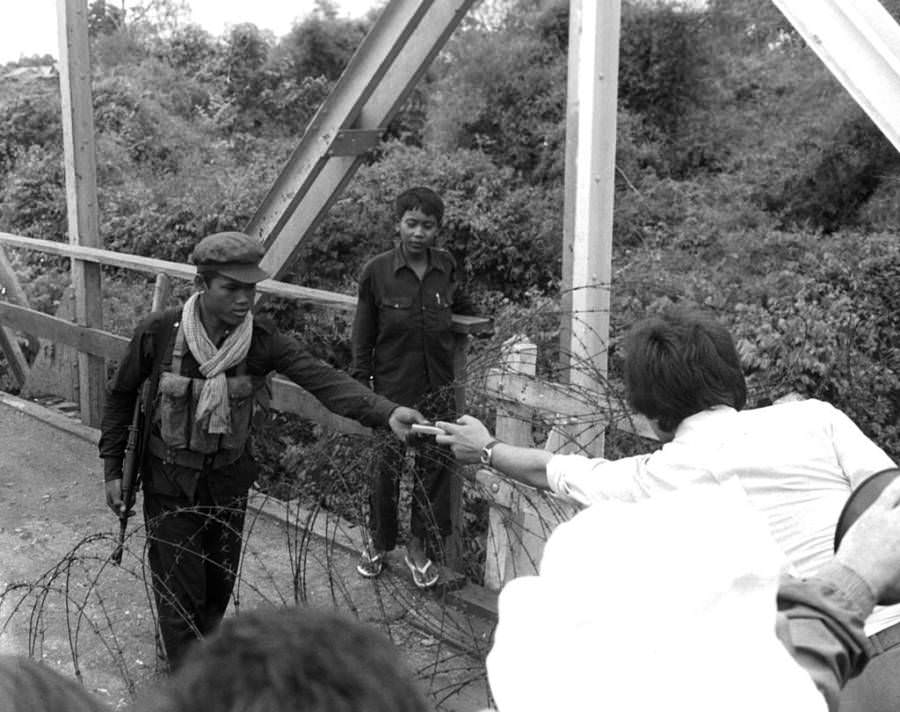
top-left (546, 399), bottom-right (898, 635)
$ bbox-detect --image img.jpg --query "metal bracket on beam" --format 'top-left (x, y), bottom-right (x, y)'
top-left (773, 0), bottom-right (900, 153)
top-left (327, 128), bottom-right (384, 157)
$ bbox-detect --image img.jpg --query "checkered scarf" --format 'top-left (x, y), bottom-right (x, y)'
top-left (181, 292), bottom-right (253, 435)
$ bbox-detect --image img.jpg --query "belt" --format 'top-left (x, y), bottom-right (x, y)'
top-left (147, 435), bottom-right (241, 471)
top-left (869, 621), bottom-right (900, 656)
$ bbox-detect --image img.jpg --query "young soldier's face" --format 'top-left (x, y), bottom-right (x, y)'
top-left (398, 208), bottom-right (439, 258)
top-left (202, 275), bottom-right (255, 327)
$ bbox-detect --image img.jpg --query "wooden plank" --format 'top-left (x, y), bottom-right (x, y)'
top-left (0, 247), bottom-right (40, 356)
top-left (449, 313), bottom-right (492, 335)
top-left (483, 339), bottom-right (535, 590)
top-left (58, 0), bottom-right (104, 427)
top-left (558, 0), bottom-right (582, 372)
top-left (150, 274), bottom-right (171, 313)
top-left (0, 327), bottom-right (29, 386)
top-left (484, 369), bottom-right (656, 441)
top-left (559, 0), bottom-right (621, 457)
top-left (269, 376), bottom-right (371, 436)
top-left (0, 302), bottom-right (376, 435)
top-left (0, 233), bottom-right (487, 333)
top-left (0, 302), bottom-right (128, 360)
top-left (0, 247), bottom-right (32, 385)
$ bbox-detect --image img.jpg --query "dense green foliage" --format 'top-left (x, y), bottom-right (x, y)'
top-left (1, 0), bottom-right (898, 465)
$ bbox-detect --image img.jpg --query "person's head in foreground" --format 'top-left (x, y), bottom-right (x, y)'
top-left (147, 605), bottom-right (432, 712)
top-left (486, 480), bottom-right (827, 712)
top-left (0, 654), bottom-right (107, 712)
top-left (624, 306), bottom-right (746, 438)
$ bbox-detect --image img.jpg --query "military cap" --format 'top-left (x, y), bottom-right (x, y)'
top-left (191, 231), bottom-right (270, 284)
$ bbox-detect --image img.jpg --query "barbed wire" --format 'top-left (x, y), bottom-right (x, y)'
top-left (2, 287), bottom-right (643, 711)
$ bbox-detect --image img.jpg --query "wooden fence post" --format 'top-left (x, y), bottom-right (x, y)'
top-left (0, 248), bottom-right (31, 386)
top-left (481, 337), bottom-right (536, 589)
top-left (58, 0), bottom-right (104, 427)
top-left (150, 274), bottom-right (171, 313)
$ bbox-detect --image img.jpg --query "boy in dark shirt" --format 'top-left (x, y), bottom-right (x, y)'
top-left (350, 187), bottom-right (472, 587)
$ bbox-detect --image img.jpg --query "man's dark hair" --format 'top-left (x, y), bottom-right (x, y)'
top-left (148, 606), bottom-right (432, 712)
top-left (394, 186), bottom-right (444, 226)
top-left (623, 307), bottom-right (746, 433)
top-left (0, 655), bottom-right (107, 712)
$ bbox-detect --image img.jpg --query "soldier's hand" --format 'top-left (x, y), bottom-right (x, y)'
top-left (105, 478), bottom-right (125, 517)
top-left (387, 406), bottom-right (427, 441)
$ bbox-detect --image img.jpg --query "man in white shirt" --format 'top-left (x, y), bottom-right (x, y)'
top-left (436, 307), bottom-right (897, 712)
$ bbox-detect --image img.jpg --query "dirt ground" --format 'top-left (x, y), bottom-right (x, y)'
top-left (0, 396), bottom-right (493, 710)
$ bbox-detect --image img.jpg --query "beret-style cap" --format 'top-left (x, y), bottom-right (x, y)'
top-left (190, 231), bottom-right (270, 284)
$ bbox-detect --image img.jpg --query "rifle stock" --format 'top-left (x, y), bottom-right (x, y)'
top-left (111, 385), bottom-right (145, 565)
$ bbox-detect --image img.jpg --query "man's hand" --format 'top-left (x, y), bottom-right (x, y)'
top-left (106, 478), bottom-right (125, 517)
top-left (387, 406), bottom-right (427, 441)
top-left (434, 415), bottom-right (495, 464)
top-left (836, 475), bottom-right (900, 604)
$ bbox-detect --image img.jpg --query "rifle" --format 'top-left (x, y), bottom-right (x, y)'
top-left (108, 309), bottom-right (178, 566)
top-left (111, 383), bottom-right (146, 566)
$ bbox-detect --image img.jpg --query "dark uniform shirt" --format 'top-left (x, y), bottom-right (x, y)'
top-left (100, 308), bottom-right (397, 487)
top-left (350, 246), bottom-right (473, 408)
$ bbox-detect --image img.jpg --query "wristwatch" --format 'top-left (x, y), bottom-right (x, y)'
top-left (480, 439), bottom-right (500, 467)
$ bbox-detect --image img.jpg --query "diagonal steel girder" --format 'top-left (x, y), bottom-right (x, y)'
top-left (772, 0), bottom-right (900, 154)
top-left (248, 0), bottom-right (477, 279)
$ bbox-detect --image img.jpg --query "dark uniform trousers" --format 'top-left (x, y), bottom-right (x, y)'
top-left (142, 453), bottom-right (252, 668)
top-left (368, 434), bottom-right (453, 560)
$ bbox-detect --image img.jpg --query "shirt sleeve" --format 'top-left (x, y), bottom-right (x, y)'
top-left (546, 454), bottom-right (648, 505)
top-left (349, 265), bottom-right (377, 384)
top-left (98, 318), bottom-right (156, 478)
top-left (264, 327), bottom-right (397, 429)
top-left (776, 562), bottom-right (874, 711)
top-left (825, 403), bottom-right (896, 488)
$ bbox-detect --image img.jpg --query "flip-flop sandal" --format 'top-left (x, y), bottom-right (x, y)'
top-left (356, 547), bottom-right (385, 578)
top-left (404, 555), bottom-right (439, 589)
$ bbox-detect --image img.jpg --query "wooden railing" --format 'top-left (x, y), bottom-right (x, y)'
top-left (0, 232), bottom-right (490, 434)
top-left (474, 337), bottom-right (657, 589)
top-left (0, 231), bottom-right (659, 591)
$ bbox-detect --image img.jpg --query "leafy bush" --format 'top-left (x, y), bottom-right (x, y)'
top-left (292, 142), bottom-right (562, 300)
top-left (619, 1), bottom-right (709, 139)
top-left (764, 112), bottom-right (900, 231)
top-left (0, 146), bottom-right (67, 242)
top-left (0, 89), bottom-right (61, 182)
top-left (614, 229), bottom-right (900, 459)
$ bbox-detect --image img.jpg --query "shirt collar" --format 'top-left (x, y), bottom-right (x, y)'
top-left (390, 245), bottom-right (447, 275)
top-left (674, 406), bottom-right (738, 442)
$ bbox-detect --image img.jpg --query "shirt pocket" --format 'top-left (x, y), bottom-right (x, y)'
top-left (424, 290), bottom-right (452, 332)
top-left (379, 295), bottom-right (415, 334)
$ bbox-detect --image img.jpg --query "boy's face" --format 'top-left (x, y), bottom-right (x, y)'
top-left (397, 208), bottom-right (439, 259)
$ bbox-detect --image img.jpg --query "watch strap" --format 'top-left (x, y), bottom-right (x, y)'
top-left (481, 439), bottom-right (501, 467)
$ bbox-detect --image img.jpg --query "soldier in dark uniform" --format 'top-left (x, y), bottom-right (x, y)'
top-left (99, 231), bottom-right (424, 669)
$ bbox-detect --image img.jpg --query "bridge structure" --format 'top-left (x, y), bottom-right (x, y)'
top-left (1, 0), bottom-right (900, 594)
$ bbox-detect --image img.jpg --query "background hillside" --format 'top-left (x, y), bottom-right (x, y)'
top-left (1, 0), bottom-right (898, 458)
